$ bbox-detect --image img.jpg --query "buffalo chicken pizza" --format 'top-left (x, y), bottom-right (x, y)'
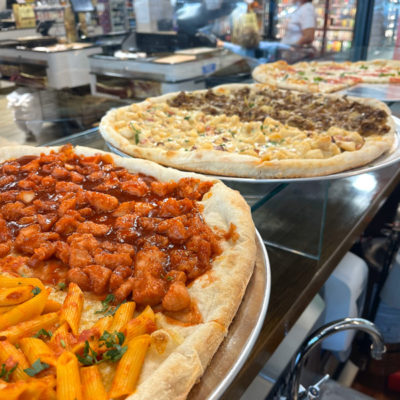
top-left (0, 145), bottom-right (256, 399)
top-left (253, 59), bottom-right (400, 93)
top-left (100, 84), bottom-right (396, 178)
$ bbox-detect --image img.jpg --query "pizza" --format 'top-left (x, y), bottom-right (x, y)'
top-left (0, 145), bottom-right (256, 399)
top-left (99, 84), bottom-right (396, 179)
top-left (252, 59), bottom-right (400, 93)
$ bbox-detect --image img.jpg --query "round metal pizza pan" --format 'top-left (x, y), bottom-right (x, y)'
top-left (105, 116), bottom-right (400, 184)
top-left (187, 229), bottom-right (270, 400)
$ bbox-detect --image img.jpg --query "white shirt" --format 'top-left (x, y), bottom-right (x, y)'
top-left (282, 3), bottom-right (316, 45)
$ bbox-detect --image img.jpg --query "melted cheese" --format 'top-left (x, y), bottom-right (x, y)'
top-left (113, 103), bottom-right (364, 161)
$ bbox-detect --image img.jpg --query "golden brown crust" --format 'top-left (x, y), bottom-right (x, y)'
top-left (99, 83), bottom-right (396, 179)
top-left (0, 145), bottom-right (257, 400)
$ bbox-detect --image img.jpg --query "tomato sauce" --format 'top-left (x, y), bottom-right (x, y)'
top-left (0, 146), bottom-right (221, 314)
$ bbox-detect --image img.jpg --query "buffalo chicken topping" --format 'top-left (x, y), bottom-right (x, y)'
top-left (0, 146), bottom-right (219, 311)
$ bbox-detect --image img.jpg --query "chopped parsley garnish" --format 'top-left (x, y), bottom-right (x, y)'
top-left (76, 341), bottom-right (99, 366)
top-left (379, 72), bottom-right (394, 77)
top-left (129, 123), bottom-right (141, 144)
top-left (282, 74), bottom-right (289, 81)
top-left (76, 332), bottom-right (127, 365)
top-left (34, 329), bottom-right (52, 339)
top-left (60, 339), bottom-right (66, 348)
top-left (95, 294), bottom-right (115, 315)
top-left (0, 363), bottom-right (17, 382)
top-left (58, 282), bottom-right (66, 290)
top-left (360, 65), bottom-right (368, 70)
top-left (32, 287), bottom-right (41, 296)
top-left (166, 276), bottom-right (174, 281)
top-left (297, 71), bottom-right (305, 76)
top-left (24, 359), bottom-right (50, 377)
top-left (313, 77), bottom-right (324, 82)
top-left (184, 115), bottom-right (190, 120)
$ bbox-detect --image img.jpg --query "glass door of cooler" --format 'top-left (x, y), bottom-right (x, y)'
top-left (324, 0), bottom-right (356, 54)
top-left (267, 0), bottom-right (356, 55)
top-left (367, 0), bottom-right (400, 60)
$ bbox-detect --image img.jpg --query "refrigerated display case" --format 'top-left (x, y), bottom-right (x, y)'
top-left (368, 0), bottom-right (400, 60)
top-left (269, 0), bottom-right (357, 55)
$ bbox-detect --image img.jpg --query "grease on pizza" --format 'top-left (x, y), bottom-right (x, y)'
top-left (0, 145), bottom-right (256, 399)
top-left (100, 84), bottom-right (395, 178)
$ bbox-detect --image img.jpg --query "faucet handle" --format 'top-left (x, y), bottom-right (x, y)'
top-left (307, 374), bottom-right (330, 400)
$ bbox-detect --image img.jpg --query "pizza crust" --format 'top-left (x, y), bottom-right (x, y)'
top-left (99, 84), bottom-right (396, 179)
top-left (0, 145), bottom-right (257, 400)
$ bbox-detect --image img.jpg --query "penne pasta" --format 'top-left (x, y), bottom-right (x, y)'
top-left (108, 334), bottom-right (151, 398)
top-left (110, 301), bottom-right (135, 333)
top-left (0, 288), bottom-right (49, 330)
top-left (0, 305), bottom-right (14, 315)
top-left (50, 323), bottom-right (71, 352)
top-left (20, 337), bottom-right (57, 366)
top-left (124, 305), bottom-right (156, 343)
top-left (0, 312), bottom-right (58, 344)
top-left (56, 351), bottom-right (82, 400)
top-left (0, 285), bottom-right (34, 306)
top-left (72, 316), bottom-right (112, 355)
top-left (59, 283), bottom-right (83, 335)
top-left (0, 340), bottom-right (30, 381)
top-left (0, 376), bottom-right (56, 400)
top-left (0, 276), bottom-right (44, 290)
top-left (43, 299), bottom-right (62, 314)
top-left (80, 365), bottom-right (107, 400)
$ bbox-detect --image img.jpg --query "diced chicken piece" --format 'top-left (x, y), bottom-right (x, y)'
top-left (37, 213), bottom-right (58, 232)
top-left (0, 175), bottom-right (15, 188)
top-left (70, 171), bottom-right (84, 184)
top-left (18, 179), bottom-right (36, 190)
top-left (69, 247), bottom-right (93, 269)
top-left (77, 207), bottom-right (93, 218)
top-left (33, 199), bottom-right (58, 212)
top-left (55, 181), bottom-right (81, 193)
top-left (55, 241), bottom-right (70, 265)
top-left (150, 181), bottom-right (177, 197)
top-left (114, 278), bottom-right (135, 302)
top-left (121, 179), bottom-right (149, 197)
top-left (20, 159), bottom-right (40, 172)
top-left (161, 281), bottom-right (191, 311)
top-left (85, 191), bottom-right (118, 212)
top-left (135, 247), bottom-right (166, 277)
top-left (0, 191), bottom-right (17, 203)
top-left (15, 224), bottom-right (59, 255)
top-left (94, 251), bottom-right (132, 270)
top-left (28, 242), bottom-right (56, 267)
top-left (52, 166), bottom-right (70, 180)
top-left (67, 268), bottom-right (91, 291)
top-left (58, 197), bottom-right (77, 216)
top-left (87, 171), bottom-right (105, 182)
top-left (134, 202), bottom-right (154, 217)
top-left (112, 202), bottom-right (136, 217)
top-left (109, 265), bottom-right (132, 291)
top-left (41, 176), bottom-right (56, 189)
top-left (0, 242), bottom-right (11, 257)
top-left (156, 198), bottom-right (194, 218)
top-left (54, 215), bottom-right (79, 235)
top-left (2, 163), bottom-right (19, 174)
top-left (77, 221), bottom-right (109, 236)
top-left (2, 201), bottom-right (34, 221)
top-left (83, 265), bottom-right (112, 295)
top-left (132, 276), bottom-right (166, 306)
top-left (0, 217), bottom-right (11, 243)
top-left (157, 217), bottom-right (187, 243)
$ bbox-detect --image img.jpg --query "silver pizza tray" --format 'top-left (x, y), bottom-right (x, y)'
top-left (188, 229), bottom-right (270, 400)
top-left (105, 116), bottom-right (400, 184)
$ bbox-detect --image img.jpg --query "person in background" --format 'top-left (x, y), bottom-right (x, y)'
top-left (217, 0), bottom-right (316, 64)
top-left (282, 0), bottom-right (316, 47)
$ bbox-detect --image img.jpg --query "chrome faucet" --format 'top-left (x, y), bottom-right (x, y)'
top-left (287, 317), bottom-right (386, 400)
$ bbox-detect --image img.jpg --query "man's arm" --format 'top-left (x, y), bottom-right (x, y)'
top-left (296, 27), bottom-right (315, 46)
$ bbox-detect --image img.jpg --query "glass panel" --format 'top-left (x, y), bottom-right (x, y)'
top-left (368, 0), bottom-right (400, 60)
